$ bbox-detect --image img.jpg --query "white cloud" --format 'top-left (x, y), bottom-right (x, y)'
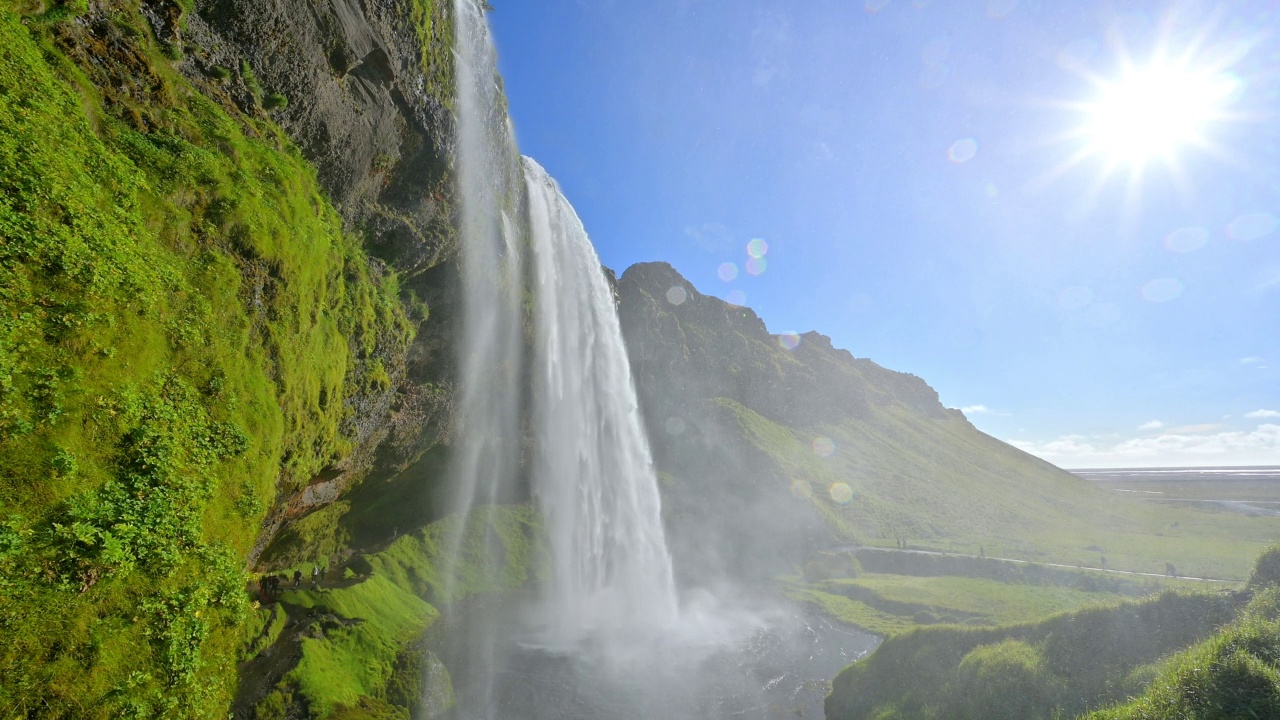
top-left (1008, 424), bottom-right (1280, 468)
top-left (1241, 356), bottom-right (1264, 365)
top-left (1137, 420), bottom-right (1164, 431)
top-left (961, 404), bottom-right (991, 415)
top-left (1246, 409), bottom-right (1280, 419)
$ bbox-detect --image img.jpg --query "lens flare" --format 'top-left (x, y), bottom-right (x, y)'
top-left (813, 436), bottom-right (836, 457)
top-left (778, 332), bottom-right (801, 350)
top-left (666, 286), bottom-right (688, 305)
top-left (745, 257), bottom-right (767, 276)
top-left (947, 138), bottom-right (978, 163)
top-left (1226, 213), bottom-right (1278, 241)
top-left (828, 482), bottom-right (854, 505)
top-left (1141, 277), bottom-right (1184, 303)
top-left (664, 417), bottom-right (686, 435)
top-left (746, 238), bottom-right (769, 259)
top-left (790, 479), bottom-right (813, 499)
top-left (726, 289), bottom-right (746, 306)
top-left (717, 262), bottom-right (739, 281)
top-left (1163, 227), bottom-right (1208, 253)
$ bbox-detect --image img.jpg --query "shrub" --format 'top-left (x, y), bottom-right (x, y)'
top-left (264, 92), bottom-right (289, 110)
top-left (1249, 544), bottom-right (1280, 588)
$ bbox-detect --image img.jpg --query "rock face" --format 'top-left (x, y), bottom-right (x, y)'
top-left (618, 262), bottom-right (962, 431)
top-left (145, 0), bottom-right (464, 561)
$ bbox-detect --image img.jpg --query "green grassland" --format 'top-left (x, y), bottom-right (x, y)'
top-left (0, 2), bottom-right (412, 716)
top-left (786, 572), bottom-right (1182, 637)
top-left (718, 398), bottom-right (1278, 580)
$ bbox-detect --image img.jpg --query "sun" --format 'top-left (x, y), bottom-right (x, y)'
top-left (1082, 60), bottom-right (1238, 169)
top-left (1041, 19), bottom-right (1253, 200)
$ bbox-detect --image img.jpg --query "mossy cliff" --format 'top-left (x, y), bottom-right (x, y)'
top-left (0, 0), bottom-right (466, 716)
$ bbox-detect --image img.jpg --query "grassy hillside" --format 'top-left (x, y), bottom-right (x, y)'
top-left (725, 399), bottom-right (1279, 580)
top-left (825, 588), bottom-right (1243, 720)
top-left (618, 262), bottom-right (1280, 586)
top-left (0, 3), bottom-right (411, 715)
top-left (1086, 551), bottom-right (1280, 720)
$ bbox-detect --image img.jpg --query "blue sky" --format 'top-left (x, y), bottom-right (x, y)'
top-left (488, 1), bottom-right (1279, 468)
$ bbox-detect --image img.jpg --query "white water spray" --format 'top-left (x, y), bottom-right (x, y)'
top-left (524, 158), bottom-right (679, 644)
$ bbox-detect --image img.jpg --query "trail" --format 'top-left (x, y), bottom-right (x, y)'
top-left (839, 546), bottom-right (1239, 584)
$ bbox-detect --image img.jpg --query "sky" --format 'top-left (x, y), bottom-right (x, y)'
top-left (487, 0), bottom-right (1280, 468)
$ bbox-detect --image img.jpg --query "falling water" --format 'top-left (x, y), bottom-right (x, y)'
top-left (524, 157), bottom-right (679, 645)
top-left (447, 0), bottom-right (524, 539)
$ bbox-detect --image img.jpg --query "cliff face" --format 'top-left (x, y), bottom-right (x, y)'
top-left (616, 262), bottom-right (1093, 585)
top-left (0, 0), bottom-right (463, 715)
top-left (173, 0), bottom-right (464, 557)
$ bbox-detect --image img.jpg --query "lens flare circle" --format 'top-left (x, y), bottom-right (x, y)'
top-left (778, 332), bottom-right (801, 350)
top-left (717, 262), bottom-right (739, 281)
top-left (666, 286), bottom-right (688, 305)
top-left (828, 482), bottom-right (854, 505)
top-left (1164, 227), bottom-right (1209, 253)
top-left (812, 436), bottom-right (836, 457)
top-left (746, 238), bottom-right (769, 259)
top-left (1141, 277), bottom-right (1184, 303)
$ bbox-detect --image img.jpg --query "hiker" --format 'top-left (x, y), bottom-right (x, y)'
top-left (293, 569), bottom-right (302, 589)
top-left (980, 545), bottom-right (985, 558)
top-left (1165, 562), bottom-right (1177, 578)
top-left (1101, 555), bottom-right (1108, 572)
top-left (311, 564), bottom-right (321, 590)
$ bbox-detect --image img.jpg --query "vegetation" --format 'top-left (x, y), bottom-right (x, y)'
top-left (0, 3), bottom-right (410, 716)
top-left (251, 505), bottom-right (541, 718)
top-left (825, 588), bottom-right (1242, 720)
top-left (1087, 550), bottom-right (1280, 719)
top-left (716, 398), bottom-right (1280, 580)
top-left (787, 571), bottom-right (1184, 636)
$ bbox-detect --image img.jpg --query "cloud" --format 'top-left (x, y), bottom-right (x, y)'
top-left (1241, 356), bottom-right (1264, 365)
top-left (961, 405), bottom-right (991, 415)
top-left (1008, 424), bottom-right (1280, 468)
top-left (1137, 420), bottom-right (1164, 431)
top-left (1246, 409), bottom-right (1280, 419)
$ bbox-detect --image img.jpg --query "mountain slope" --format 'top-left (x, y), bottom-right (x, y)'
top-left (616, 262), bottom-right (1278, 583)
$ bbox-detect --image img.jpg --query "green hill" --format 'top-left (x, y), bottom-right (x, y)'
top-left (617, 262), bottom-right (1279, 582)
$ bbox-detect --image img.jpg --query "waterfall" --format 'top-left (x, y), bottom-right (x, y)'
top-left (524, 157), bottom-right (680, 644)
top-left (448, 0), bottom-right (677, 702)
top-left (446, 0), bottom-right (524, 544)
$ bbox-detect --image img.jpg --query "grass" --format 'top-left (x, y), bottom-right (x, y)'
top-left (785, 567), bottom-right (1204, 637)
top-left (1086, 547), bottom-right (1280, 719)
top-left (716, 398), bottom-right (1280, 580)
top-left (825, 588), bottom-right (1243, 720)
top-left (254, 504), bottom-right (542, 718)
top-left (0, 3), bottom-right (411, 716)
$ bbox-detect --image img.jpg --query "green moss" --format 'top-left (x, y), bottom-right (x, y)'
top-left (0, 4), bottom-right (412, 716)
top-left (260, 505), bottom-right (540, 717)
